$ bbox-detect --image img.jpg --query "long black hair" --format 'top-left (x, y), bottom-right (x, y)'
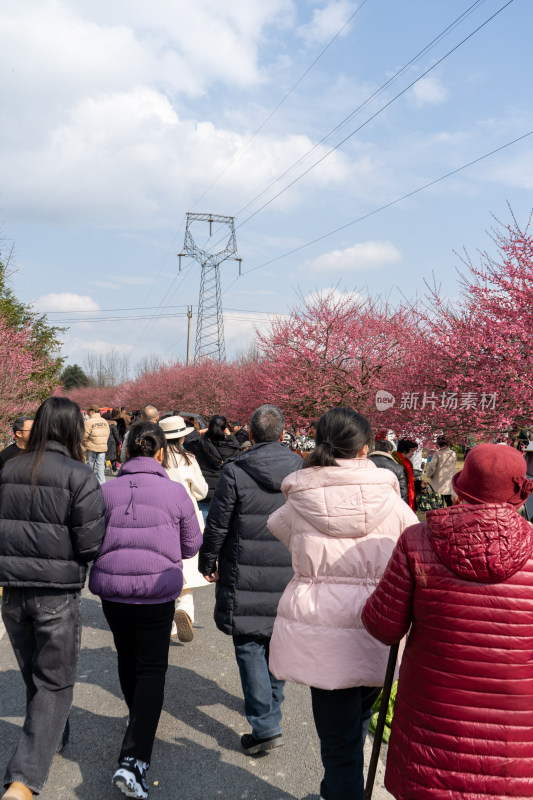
top-left (206, 414), bottom-right (228, 442)
top-left (126, 420), bottom-right (168, 467)
top-left (167, 437), bottom-right (194, 465)
top-left (22, 396), bottom-right (85, 485)
top-left (304, 407), bottom-right (373, 468)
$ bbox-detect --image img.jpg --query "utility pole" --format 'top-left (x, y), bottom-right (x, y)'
top-left (182, 213), bottom-right (240, 362)
top-left (186, 305), bottom-right (193, 366)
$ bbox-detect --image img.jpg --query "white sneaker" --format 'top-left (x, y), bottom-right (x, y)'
top-left (112, 757), bottom-right (149, 799)
top-left (170, 620), bottom-right (178, 640)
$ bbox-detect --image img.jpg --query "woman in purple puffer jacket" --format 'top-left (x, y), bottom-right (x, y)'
top-left (89, 421), bottom-right (202, 800)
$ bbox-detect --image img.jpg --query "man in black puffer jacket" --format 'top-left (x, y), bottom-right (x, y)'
top-left (199, 404), bottom-right (302, 756)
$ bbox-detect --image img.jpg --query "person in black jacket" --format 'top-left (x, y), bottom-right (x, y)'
top-left (192, 415), bottom-right (241, 509)
top-left (0, 417), bottom-right (33, 469)
top-left (104, 412), bottom-right (121, 474)
top-left (368, 439), bottom-right (408, 502)
top-left (229, 421), bottom-right (250, 446)
top-left (198, 404), bottom-right (303, 756)
top-left (0, 396), bottom-right (106, 800)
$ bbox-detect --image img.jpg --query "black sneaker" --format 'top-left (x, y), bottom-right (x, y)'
top-left (112, 756), bottom-right (149, 799)
top-left (240, 733), bottom-right (283, 755)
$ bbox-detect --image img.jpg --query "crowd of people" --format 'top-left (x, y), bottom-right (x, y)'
top-left (0, 398), bottom-right (533, 800)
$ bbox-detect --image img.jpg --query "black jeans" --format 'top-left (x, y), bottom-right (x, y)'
top-left (102, 599), bottom-right (174, 764)
top-left (310, 685), bottom-right (381, 800)
top-left (1, 586), bottom-right (81, 794)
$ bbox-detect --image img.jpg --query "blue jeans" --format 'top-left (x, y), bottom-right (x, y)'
top-left (198, 501), bottom-right (210, 525)
top-left (1, 587), bottom-right (81, 794)
top-left (86, 450), bottom-right (106, 484)
top-left (310, 685), bottom-right (381, 800)
top-left (233, 634), bottom-right (285, 740)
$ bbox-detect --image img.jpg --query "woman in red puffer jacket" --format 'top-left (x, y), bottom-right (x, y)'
top-left (362, 443), bottom-right (533, 800)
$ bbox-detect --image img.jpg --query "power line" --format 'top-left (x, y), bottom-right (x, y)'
top-left (39, 304), bottom-right (191, 314)
top-left (128, 215), bottom-right (187, 317)
top-left (230, 0), bottom-right (488, 224)
top-left (51, 313), bottom-right (188, 324)
top-left (206, 0), bottom-right (496, 256)
top-left (189, 0), bottom-right (371, 214)
top-left (236, 0), bottom-right (516, 230)
top-left (130, 258), bottom-right (195, 350)
top-left (131, 0), bottom-right (495, 346)
top-left (128, 213), bottom-right (195, 351)
top-left (54, 315), bottom-right (278, 324)
top-left (161, 312), bottom-right (274, 358)
top-left (222, 129), bottom-right (533, 288)
top-left (49, 309), bottom-right (283, 324)
top-left (102, 0), bottom-right (515, 351)
top-left (42, 303), bottom-right (276, 315)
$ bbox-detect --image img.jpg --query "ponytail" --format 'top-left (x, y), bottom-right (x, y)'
top-left (127, 421), bottom-right (168, 467)
top-left (306, 439), bottom-right (338, 468)
top-left (304, 407), bottom-right (373, 469)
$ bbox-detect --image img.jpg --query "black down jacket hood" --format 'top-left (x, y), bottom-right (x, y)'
top-left (198, 441), bottom-right (303, 637)
top-left (0, 441), bottom-right (106, 589)
top-left (193, 434), bottom-right (241, 501)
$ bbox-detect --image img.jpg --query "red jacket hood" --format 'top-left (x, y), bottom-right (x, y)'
top-left (426, 503), bottom-right (533, 583)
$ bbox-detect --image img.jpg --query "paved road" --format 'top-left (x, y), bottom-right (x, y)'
top-left (1, 586), bottom-right (392, 800)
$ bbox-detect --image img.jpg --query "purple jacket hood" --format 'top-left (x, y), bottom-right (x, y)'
top-left (89, 457), bottom-right (202, 603)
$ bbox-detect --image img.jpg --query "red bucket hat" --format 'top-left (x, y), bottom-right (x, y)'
top-left (452, 443), bottom-right (533, 506)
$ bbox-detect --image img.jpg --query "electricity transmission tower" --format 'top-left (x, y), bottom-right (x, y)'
top-left (181, 213), bottom-right (240, 362)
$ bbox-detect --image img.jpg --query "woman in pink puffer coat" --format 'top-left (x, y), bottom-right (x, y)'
top-left (267, 408), bottom-right (417, 800)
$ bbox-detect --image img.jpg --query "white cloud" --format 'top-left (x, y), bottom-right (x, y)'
top-left (65, 337), bottom-right (135, 356)
top-left (1, 87), bottom-right (357, 226)
top-left (89, 276), bottom-right (154, 289)
top-left (223, 311), bottom-right (276, 347)
top-left (1, 0), bottom-right (293, 114)
top-left (231, 289), bottom-right (276, 297)
top-left (298, 1), bottom-right (357, 45)
top-left (116, 276), bottom-right (155, 286)
top-left (0, 0), bottom-right (393, 234)
top-left (305, 242), bottom-right (402, 274)
top-left (90, 280), bottom-right (121, 290)
top-left (304, 287), bottom-right (365, 306)
top-left (488, 152), bottom-right (533, 190)
top-left (0, 0), bottom-right (297, 221)
top-left (409, 76), bottom-right (448, 107)
top-left (32, 293), bottom-right (100, 313)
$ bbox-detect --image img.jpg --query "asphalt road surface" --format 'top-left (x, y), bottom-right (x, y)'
top-left (1, 585), bottom-right (393, 800)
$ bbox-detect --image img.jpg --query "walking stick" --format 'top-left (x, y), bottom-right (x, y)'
top-left (363, 642), bottom-right (399, 800)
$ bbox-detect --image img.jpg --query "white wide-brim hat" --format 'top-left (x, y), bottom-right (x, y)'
top-left (159, 415), bottom-right (195, 440)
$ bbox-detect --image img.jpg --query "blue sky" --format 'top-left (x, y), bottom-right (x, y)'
top-left (1, 0), bottom-right (532, 369)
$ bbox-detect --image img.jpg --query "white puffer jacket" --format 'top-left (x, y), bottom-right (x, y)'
top-left (267, 458), bottom-right (417, 690)
top-left (165, 450), bottom-right (208, 590)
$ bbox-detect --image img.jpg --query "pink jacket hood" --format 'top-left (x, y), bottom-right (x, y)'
top-left (269, 457), bottom-right (418, 691)
top-left (280, 458), bottom-right (402, 538)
